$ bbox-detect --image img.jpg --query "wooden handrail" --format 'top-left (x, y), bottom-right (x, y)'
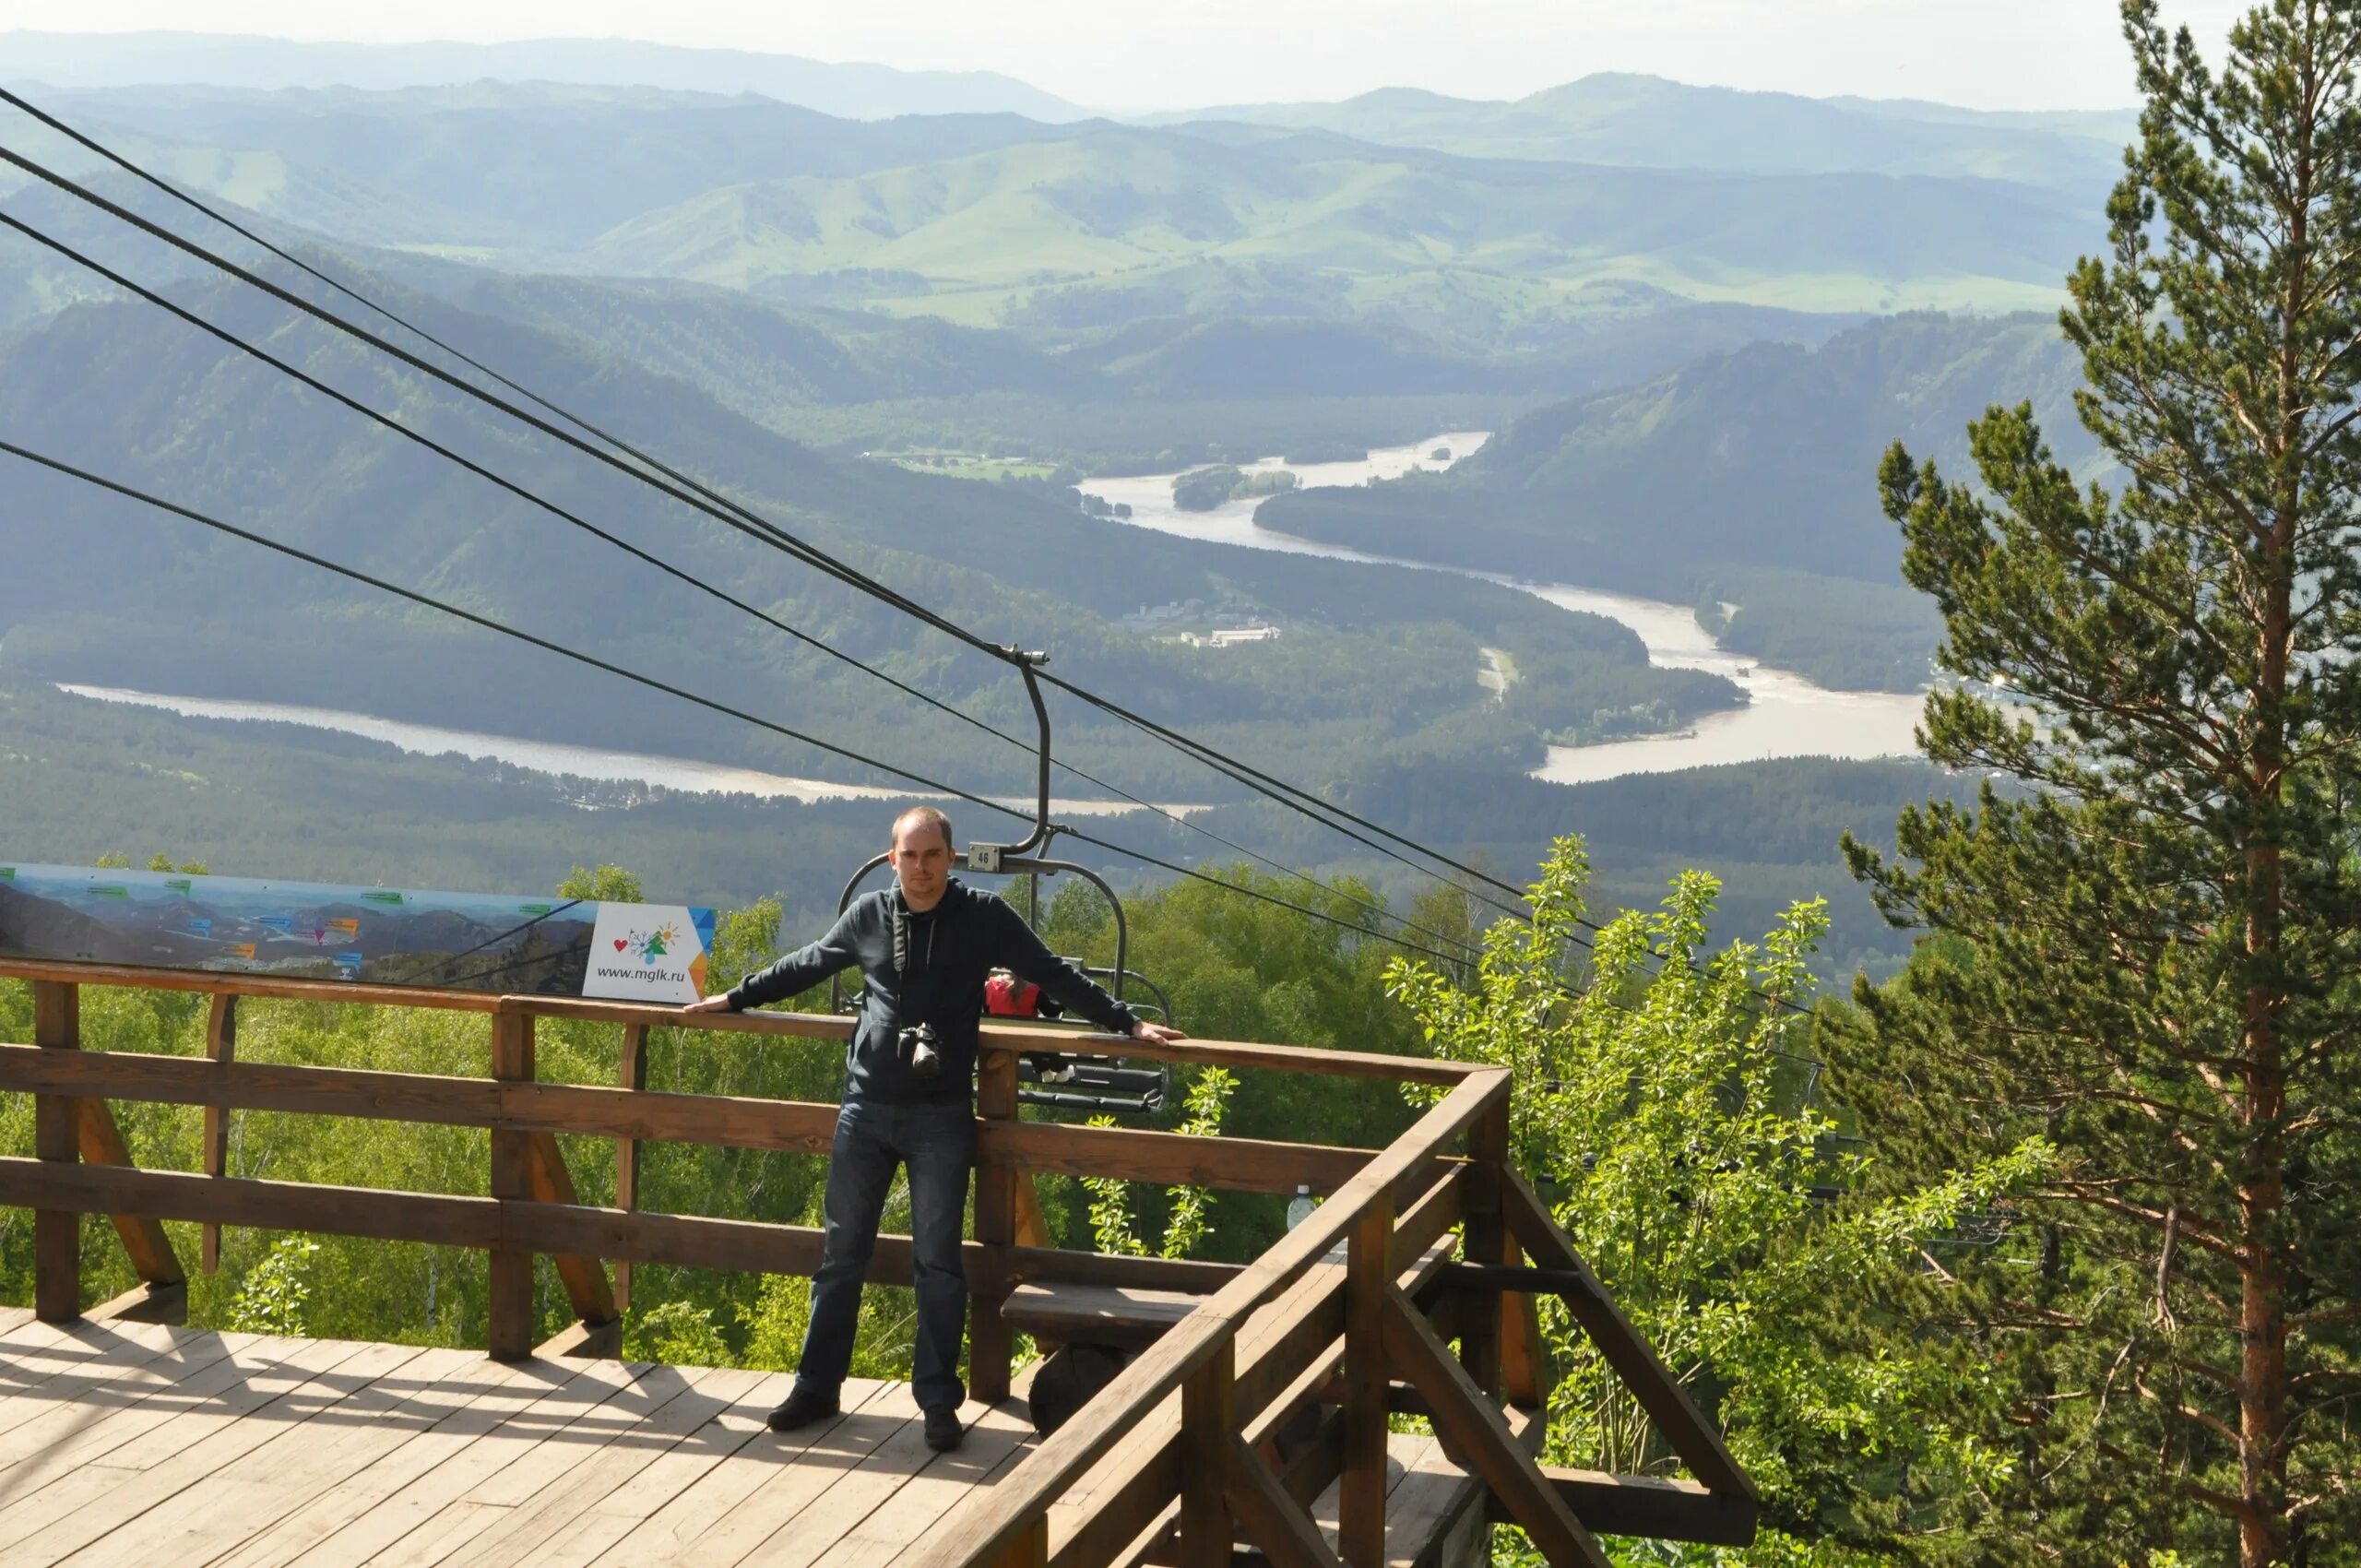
top-left (0, 1044), bottom-right (1383, 1194)
top-left (901, 1067), bottom-right (1511, 1568)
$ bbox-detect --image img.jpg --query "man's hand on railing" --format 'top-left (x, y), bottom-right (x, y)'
top-left (680, 994), bottom-right (735, 1016)
top-left (1132, 1020), bottom-right (1186, 1044)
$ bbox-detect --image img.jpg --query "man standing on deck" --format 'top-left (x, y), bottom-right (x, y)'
top-left (681, 804), bottom-right (1183, 1451)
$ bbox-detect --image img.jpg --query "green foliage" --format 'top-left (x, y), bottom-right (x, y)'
top-left (1389, 839), bottom-right (2050, 1562)
top-left (1157, 1067), bottom-right (1235, 1259)
top-left (740, 1272), bottom-right (813, 1372)
top-left (626, 1299), bottom-right (732, 1366)
top-left (1080, 1114), bottom-right (1148, 1259)
top-left (556, 864), bottom-right (645, 902)
top-left (226, 1232), bottom-right (321, 1336)
top-left (1080, 1066), bottom-right (1237, 1261)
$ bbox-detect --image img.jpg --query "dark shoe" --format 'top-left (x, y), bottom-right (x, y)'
top-left (923, 1407), bottom-right (965, 1452)
top-left (766, 1384), bottom-right (839, 1432)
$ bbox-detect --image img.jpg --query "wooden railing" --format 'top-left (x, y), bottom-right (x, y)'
top-left (0, 957), bottom-right (1757, 1568)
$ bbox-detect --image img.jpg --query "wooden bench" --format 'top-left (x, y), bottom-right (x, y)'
top-left (1003, 1282), bottom-right (1209, 1349)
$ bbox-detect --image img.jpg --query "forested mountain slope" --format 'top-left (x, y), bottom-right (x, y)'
top-left (1258, 311), bottom-right (2090, 689)
top-left (0, 270), bottom-right (1734, 794)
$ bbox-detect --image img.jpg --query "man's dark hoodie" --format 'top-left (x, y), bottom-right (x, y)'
top-left (726, 878), bottom-right (1136, 1103)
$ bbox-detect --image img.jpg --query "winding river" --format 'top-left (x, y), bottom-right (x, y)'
top-left (63, 434), bottom-right (1926, 801)
top-left (56, 685), bottom-right (1204, 819)
top-left (1078, 435), bottom-right (1928, 784)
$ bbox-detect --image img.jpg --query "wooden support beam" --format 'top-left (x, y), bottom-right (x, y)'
top-left (1340, 1203), bottom-right (1392, 1568)
top-left (488, 1008), bottom-right (536, 1361)
top-left (613, 1021), bottom-right (647, 1313)
top-left (1014, 1171), bottom-right (1054, 1250)
top-left (1228, 1432), bottom-right (1344, 1568)
top-left (202, 992), bottom-right (236, 1273)
top-left (1178, 1335), bottom-right (1235, 1568)
top-left (1501, 1289), bottom-right (1550, 1412)
top-left (88, 1277), bottom-right (187, 1324)
top-left (1382, 1283), bottom-right (1608, 1568)
top-left (535, 1318), bottom-right (624, 1360)
top-left (1545, 1469), bottom-right (1757, 1548)
top-left (972, 1045), bottom-right (1020, 1405)
top-left (1500, 1170), bottom-right (1752, 1506)
top-left (74, 1094), bottom-right (187, 1288)
top-left (987, 1517), bottom-right (1049, 1568)
top-left (524, 1131), bottom-right (618, 1329)
top-left (33, 980), bottom-right (81, 1323)
top-left (1458, 1099), bottom-right (1510, 1398)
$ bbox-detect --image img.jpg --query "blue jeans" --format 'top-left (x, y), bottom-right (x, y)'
top-left (796, 1098), bottom-right (977, 1412)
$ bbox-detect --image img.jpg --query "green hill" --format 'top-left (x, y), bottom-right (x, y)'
top-left (580, 124), bottom-right (2095, 320)
top-left (8, 83), bottom-right (2093, 336)
top-left (1159, 73), bottom-right (2128, 189)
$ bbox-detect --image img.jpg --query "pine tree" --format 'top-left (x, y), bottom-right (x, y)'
top-left (1844, 4), bottom-right (2361, 1562)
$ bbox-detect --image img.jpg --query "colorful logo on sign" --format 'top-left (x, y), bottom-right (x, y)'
top-left (335, 951), bottom-right (365, 979)
top-left (615, 924), bottom-right (680, 965)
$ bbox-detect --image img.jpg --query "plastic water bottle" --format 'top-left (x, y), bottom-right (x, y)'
top-left (1286, 1183), bottom-right (1315, 1230)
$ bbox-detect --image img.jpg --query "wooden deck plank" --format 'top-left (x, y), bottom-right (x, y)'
top-left (61, 1345), bottom-right (486, 1568)
top-left (671, 1383), bottom-right (927, 1568)
top-left (0, 1335), bottom-right (380, 1566)
top-left (456, 1363), bottom-right (775, 1567)
top-left (1310, 1432), bottom-right (1478, 1568)
top-left (207, 1354), bottom-right (599, 1568)
top-left (809, 1405), bottom-right (1038, 1568)
top-left (0, 1329), bottom-right (284, 1495)
top-left (734, 1384), bottom-right (970, 1568)
top-left (0, 1305), bottom-right (33, 1334)
top-left (278, 1356), bottom-right (629, 1568)
top-left (497, 1366), bottom-right (791, 1567)
top-left (329, 1355), bottom-right (664, 1568)
top-left (584, 1376), bottom-right (898, 1567)
top-left (56, 1342), bottom-right (462, 1568)
top-left (0, 1318), bottom-right (225, 1441)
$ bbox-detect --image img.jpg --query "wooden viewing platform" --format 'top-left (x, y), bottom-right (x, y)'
top-left (0, 961), bottom-right (1759, 1567)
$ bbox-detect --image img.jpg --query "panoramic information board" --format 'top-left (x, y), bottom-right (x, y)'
top-left (0, 861), bottom-right (716, 1004)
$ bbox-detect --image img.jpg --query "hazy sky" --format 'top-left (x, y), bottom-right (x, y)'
top-left (2, 1), bottom-right (2255, 113)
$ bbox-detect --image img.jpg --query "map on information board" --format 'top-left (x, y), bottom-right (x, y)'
top-left (0, 862), bottom-right (716, 1003)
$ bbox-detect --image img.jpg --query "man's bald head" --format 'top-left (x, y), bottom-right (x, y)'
top-left (892, 805), bottom-right (955, 855)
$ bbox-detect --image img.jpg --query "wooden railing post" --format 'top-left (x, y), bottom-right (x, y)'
top-left (1180, 1335), bottom-right (1237, 1567)
top-left (488, 1005), bottom-right (536, 1360)
top-left (613, 1021), bottom-right (648, 1313)
top-left (202, 992), bottom-right (237, 1273)
top-left (33, 980), bottom-right (81, 1323)
top-left (971, 1042), bottom-right (1020, 1404)
top-left (1461, 1097), bottom-right (1510, 1397)
top-left (1341, 1200), bottom-right (1394, 1568)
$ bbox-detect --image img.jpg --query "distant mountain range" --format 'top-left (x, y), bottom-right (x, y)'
top-left (3, 77), bottom-right (2100, 341)
top-left (0, 30), bottom-right (1089, 122)
top-left (1148, 74), bottom-right (2136, 188)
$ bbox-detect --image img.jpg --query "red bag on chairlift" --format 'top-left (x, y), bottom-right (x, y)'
top-left (985, 971), bottom-right (1045, 1017)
